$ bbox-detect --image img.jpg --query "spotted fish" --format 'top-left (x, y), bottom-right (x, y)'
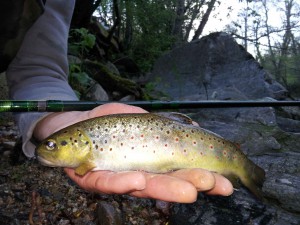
top-left (36, 113), bottom-right (265, 198)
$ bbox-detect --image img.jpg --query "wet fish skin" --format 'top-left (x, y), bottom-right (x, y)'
top-left (36, 113), bottom-right (265, 198)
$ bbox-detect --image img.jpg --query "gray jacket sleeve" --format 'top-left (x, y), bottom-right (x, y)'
top-left (6, 0), bottom-right (78, 158)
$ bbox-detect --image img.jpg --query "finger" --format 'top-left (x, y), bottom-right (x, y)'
top-left (64, 168), bottom-right (146, 194)
top-left (88, 103), bottom-right (148, 118)
top-left (205, 173), bottom-right (233, 196)
top-left (130, 173), bottom-right (198, 203)
top-left (168, 168), bottom-right (216, 192)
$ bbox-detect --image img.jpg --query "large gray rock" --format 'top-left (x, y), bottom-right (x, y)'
top-left (150, 32), bottom-right (288, 100)
top-left (149, 32), bottom-right (300, 224)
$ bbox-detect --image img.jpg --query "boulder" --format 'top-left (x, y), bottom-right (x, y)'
top-left (150, 32), bottom-right (288, 100)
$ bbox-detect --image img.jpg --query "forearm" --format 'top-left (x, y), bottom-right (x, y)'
top-left (6, 0), bottom-right (77, 157)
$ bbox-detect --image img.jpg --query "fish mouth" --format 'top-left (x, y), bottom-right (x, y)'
top-left (37, 156), bottom-right (57, 167)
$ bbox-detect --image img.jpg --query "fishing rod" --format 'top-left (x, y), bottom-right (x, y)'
top-left (0, 100), bottom-right (299, 112)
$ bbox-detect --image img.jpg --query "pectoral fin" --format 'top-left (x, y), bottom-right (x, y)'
top-left (75, 162), bottom-right (96, 176)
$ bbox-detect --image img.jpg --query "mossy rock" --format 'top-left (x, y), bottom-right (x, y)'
top-left (82, 60), bottom-right (145, 99)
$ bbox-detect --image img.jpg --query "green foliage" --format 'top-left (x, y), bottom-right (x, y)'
top-left (124, 1), bottom-right (177, 72)
top-left (96, 0), bottom-right (227, 72)
top-left (68, 28), bottom-right (96, 98)
top-left (98, 0), bottom-right (178, 72)
top-left (260, 52), bottom-right (300, 97)
top-left (68, 28), bottom-right (96, 57)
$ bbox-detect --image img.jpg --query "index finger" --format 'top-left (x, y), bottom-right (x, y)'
top-left (88, 103), bottom-right (148, 118)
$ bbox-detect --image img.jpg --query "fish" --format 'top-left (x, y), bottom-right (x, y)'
top-left (36, 112), bottom-right (265, 198)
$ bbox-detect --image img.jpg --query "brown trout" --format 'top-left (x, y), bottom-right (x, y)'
top-left (36, 113), bottom-right (265, 198)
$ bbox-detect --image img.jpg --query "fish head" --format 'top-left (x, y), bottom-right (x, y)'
top-left (36, 127), bottom-right (92, 168)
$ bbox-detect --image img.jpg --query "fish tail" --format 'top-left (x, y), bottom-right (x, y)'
top-left (242, 163), bottom-right (266, 200)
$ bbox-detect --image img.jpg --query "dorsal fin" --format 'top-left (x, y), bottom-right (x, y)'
top-left (154, 112), bottom-right (194, 125)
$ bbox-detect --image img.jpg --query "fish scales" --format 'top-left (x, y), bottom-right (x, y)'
top-left (86, 115), bottom-right (236, 172)
top-left (36, 113), bottom-right (265, 198)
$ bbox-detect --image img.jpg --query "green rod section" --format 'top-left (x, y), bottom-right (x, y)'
top-left (0, 100), bottom-right (299, 112)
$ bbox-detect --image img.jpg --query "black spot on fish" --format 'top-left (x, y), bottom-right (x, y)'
top-left (85, 141), bottom-right (89, 145)
top-left (61, 140), bottom-right (68, 146)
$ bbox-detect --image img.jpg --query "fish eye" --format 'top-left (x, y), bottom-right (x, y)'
top-left (45, 140), bottom-right (57, 151)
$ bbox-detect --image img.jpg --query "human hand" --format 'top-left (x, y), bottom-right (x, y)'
top-left (34, 103), bottom-right (233, 203)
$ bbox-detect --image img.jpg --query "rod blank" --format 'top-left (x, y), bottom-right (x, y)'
top-left (0, 100), bottom-right (299, 112)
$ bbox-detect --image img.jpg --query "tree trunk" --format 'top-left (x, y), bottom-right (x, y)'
top-left (192, 0), bottom-right (217, 40)
top-left (124, 0), bottom-right (134, 50)
top-left (172, 0), bottom-right (185, 43)
top-left (183, 0), bottom-right (205, 42)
